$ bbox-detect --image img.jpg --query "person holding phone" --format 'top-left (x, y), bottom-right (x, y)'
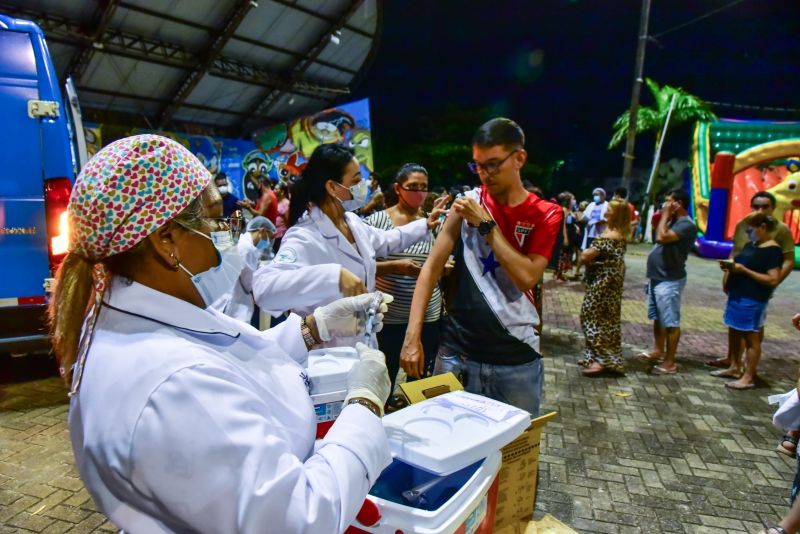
top-left (713, 212), bottom-right (783, 389)
top-left (365, 163), bottom-right (449, 392)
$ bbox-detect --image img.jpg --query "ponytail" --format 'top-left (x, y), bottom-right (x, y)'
top-left (287, 143), bottom-right (356, 227)
top-left (48, 253), bottom-right (96, 386)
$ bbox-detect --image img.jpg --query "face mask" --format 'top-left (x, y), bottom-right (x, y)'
top-left (399, 188), bottom-right (428, 209)
top-left (593, 195), bottom-right (601, 204)
top-left (335, 180), bottom-right (369, 212)
top-left (256, 238), bottom-right (272, 251)
top-left (746, 227), bottom-right (757, 243)
top-left (218, 185), bottom-right (229, 195)
top-left (178, 229), bottom-right (244, 308)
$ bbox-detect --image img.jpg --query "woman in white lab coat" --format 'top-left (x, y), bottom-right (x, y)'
top-left (221, 216), bottom-right (276, 323)
top-left (49, 135), bottom-right (393, 534)
top-left (253, 144), bottom-right (445, 347)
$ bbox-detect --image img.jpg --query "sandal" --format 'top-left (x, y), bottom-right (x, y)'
top-left (651, 365), bottom-right (677, 375)
top-left (709, 369), bottom-right (742, 379)
top-left (777, 435), bottom-right (798, 458)
top-left (725, 381), bottom-right (755, 390)
top-left (638, 352), bottom-right (664, 363)
top-left (763, 527), bottom-right (787, 534)
top-left (705, 358), bottom-right (731, 368)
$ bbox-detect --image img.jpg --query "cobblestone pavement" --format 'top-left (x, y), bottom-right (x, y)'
top-left (1, 244), bottom-right (798, 533)
top-left (536, 244), bottom-right (800, 533)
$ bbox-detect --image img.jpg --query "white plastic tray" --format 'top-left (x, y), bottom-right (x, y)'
top-left (305, 346), bottom-right (358, 395)
top-left (382, 390), bottom-right (530, 475)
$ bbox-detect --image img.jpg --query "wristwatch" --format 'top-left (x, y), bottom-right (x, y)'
top-left (347, 397), bottom-right (382, 417)
top-left (477, 218), bottom-right (496, 236)
top-left (300, 317), bottom-right (317, 350)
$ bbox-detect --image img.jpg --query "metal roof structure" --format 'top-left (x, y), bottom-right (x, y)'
top-left (0, 0), bottom-right (381, 134)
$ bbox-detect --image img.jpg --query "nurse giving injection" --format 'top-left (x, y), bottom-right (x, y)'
top-left (50, 135), bottom-right (395, 533)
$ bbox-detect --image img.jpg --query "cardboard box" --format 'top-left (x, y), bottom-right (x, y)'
top-left (493, 412), bottom-right (557, 533)
top-left (397, 372), bottom-right (463, 404)
top-left (396, 374), bottom-right (556, 533)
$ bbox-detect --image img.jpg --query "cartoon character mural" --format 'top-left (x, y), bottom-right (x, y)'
top-left (190, 136), bottom-right (222, 175)
top-left (241, 149), bottom-right (273, 204)
top-left (691, 118), bottom-right (800, 265)
top-left (252, 98), bottom-right (373, 183)
top-left (288, 108), bottom-right (356, 158)
top-left (83, 124), bottom-right (102, 158)
top-left (349, 128), bottom-right (373, 178)
top-left (95, 98), bottom-right (372, 205)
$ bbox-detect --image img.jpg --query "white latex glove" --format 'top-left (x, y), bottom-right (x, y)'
top-left (312, 292), bottom-right (393, 342)
top-left (344, 342), bottom-right (391, 416)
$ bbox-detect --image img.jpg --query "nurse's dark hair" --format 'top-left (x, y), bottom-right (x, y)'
top-left (288, 143), bottom-right (355, 227)
top-left (48, 191), bottom-right (206, 386)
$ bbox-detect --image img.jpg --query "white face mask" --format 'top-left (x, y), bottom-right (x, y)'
top-left (334, 180), bottom-right (369, 212)
top-left (177, 229), bottom-right (244, 308)
top-left (218, 185), bottom-right (229, 195)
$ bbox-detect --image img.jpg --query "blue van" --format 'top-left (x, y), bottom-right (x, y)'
top-left (0, 15), bottom-right (83, 354)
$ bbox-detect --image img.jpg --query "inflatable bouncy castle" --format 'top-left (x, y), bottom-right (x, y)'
top-left (691, 119), bottom-right (800, 265)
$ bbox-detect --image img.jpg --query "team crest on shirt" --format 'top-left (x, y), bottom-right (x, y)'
top-left (514, 222), bottom-right (534, 247)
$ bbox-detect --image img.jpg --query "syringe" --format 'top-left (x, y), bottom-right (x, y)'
top-left (363, 291), bottom-right (383, 344)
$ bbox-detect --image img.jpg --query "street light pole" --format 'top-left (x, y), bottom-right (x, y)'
top-left (621, 0), bottom-right (652, 186)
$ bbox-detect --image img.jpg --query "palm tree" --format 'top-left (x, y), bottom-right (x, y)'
top-left (608, 78), bottom-right (717, 151)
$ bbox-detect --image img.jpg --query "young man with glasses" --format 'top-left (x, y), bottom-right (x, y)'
top-left (399, 118), bottom-right (562, 416)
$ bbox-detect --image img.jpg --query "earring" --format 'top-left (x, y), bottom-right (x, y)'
top-left (170, 252), bottom-right (180, 269)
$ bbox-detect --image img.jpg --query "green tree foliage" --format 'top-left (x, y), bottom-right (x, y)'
top-left (608, 78), bottom-right (717, 150)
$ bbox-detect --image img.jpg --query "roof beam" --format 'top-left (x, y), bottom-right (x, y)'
top-left (61, 0), bottom-right (121, 85)
top-left (268, 0), bottom-right (373, 39)
top-left (1, 5), bottom-right (350, 99)
top-left (243, 0), bottom-right (364, 129)
top-left (77, 86), bottom-right (257, 118)
top-left (157, 0), bottom-right (254, 127)
top-left (116, 1), bottom-right (357, 75)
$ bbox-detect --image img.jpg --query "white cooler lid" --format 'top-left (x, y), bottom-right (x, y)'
top-left (382, 390), bottom-right (530, 475)
top-left (305, 347), bottom-right (358, 395)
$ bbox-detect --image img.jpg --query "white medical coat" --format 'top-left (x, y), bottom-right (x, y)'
top-left (252, 206), bottom-right (429, 346)
top-left (68, 278), bottom-right (391, 534)
top-left (219, 232), bottom-right (261, 322)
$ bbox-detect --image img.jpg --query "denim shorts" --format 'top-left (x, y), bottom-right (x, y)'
top-left (646, 278), bottom-right (686, 328)
top-left (433, 348), bottom-right (544, 417)
top-left (723, 296), bottom-right (768, 332)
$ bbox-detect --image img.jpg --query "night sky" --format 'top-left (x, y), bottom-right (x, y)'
top-left (351, 0), bottom-right (799, 191)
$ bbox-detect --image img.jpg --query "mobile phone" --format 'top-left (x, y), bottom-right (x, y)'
top-left (719, 259), bottom-right (734, 269)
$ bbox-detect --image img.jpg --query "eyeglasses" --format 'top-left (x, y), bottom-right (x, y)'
top-left (467, 150), bottom-right (518, 176)
top-left (177, 215), bottom-right (243, 242)
top-left (751, 203), bottom-right (771, 211)
top-left (399, 184), bottom-right (429, 192)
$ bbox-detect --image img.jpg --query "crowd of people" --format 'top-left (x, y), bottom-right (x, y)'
top-left (48, 116), bottom-right (799, 532)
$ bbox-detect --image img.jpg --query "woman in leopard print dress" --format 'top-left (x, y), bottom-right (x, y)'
top-left (579, 199), bottom-right (630, 376)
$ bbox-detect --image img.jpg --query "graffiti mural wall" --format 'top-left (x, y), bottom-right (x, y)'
top-left (114, 98), bottom-right (372, 205)
top-left (249, 97), bottom-right (373, 202)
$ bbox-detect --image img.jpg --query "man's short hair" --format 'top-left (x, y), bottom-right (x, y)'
top-left (472, 118), bottom-right (525, 149)
top-left (667, 188), bottom-right (690, 210)
top-left (615, 186), bottom-right (628, 198)
top-left (214, 172), bottom-right (227, 183)
top-left (751, 191), bottom-right (777, 209)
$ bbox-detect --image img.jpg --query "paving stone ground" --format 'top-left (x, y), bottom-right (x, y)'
top-left (0, 243), bottom-right (798, 533)
top-left (536, 244), bottom-right (800, 534)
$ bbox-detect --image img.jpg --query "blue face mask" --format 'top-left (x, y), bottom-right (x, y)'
top-left (746, 227), bottom-right (757, 243)
top-left (593, 195), bottom-right (601, 203)
top-left (256, 238), bottom-right (272, 251)
top-left (177, 229), bottom-right (244, 308)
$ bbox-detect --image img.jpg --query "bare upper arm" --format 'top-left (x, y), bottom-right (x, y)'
top-left (424, 212), bottom-right (460, 270)
top-left (655, 229), bottom-right (680, 244)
